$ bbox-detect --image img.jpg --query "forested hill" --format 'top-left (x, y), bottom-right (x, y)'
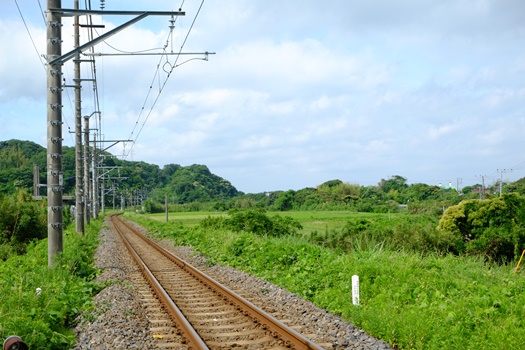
top-left (0, 139), bottom-right (241, 202)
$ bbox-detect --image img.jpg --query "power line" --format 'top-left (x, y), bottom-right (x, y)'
top-left (37, 0), bottom-right (47, 25)
top-left (511, 161), bottom-right (525, 170)
top-left (13, 0), bottom-right (46, 71)
top-left (127, 0), bottom-right (206, 157)
top-left (103, 41), bottom-right (166, 54)
top-left (125, 2), bottom-right (187, 143)
top-left (62, 64), bottom-right (76, 143)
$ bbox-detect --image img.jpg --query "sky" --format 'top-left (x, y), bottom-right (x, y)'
top-left (1, 0), bottom-right (525, 194)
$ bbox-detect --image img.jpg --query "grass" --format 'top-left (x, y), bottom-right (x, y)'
top-left (128, 211), bottom-right (525, 350)
top-left (149, 210), bottom-right (389, 234)
top-left (0, 219), bottom-right (103, 349)
top-left (272, 211), bottom-right (392, 235)
top-left (149, 211), bottom-right (223, 227)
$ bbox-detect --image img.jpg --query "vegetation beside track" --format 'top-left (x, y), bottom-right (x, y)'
top-left (0, 220), bottom-right (103, 349)
top-left (127, 211), bottom-right (525, 350)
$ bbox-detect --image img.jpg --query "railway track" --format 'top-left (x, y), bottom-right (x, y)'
top-left (110, 214), bottom-right (326, 350)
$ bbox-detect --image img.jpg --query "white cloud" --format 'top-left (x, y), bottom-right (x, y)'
top-left (2, 0), bottom-right (525, 192)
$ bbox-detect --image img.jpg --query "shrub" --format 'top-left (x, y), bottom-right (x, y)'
top-left (437, 193), bottom-right (525, 261)
top-left (216, 209), bottom-right (303, 236)
top-left (0, 190), bottom-right (46, 251)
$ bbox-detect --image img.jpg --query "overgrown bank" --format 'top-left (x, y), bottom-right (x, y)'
top-left (127, 212), bottom-right (525, 350)
top-left (0, 220), bottom-right (102, 349)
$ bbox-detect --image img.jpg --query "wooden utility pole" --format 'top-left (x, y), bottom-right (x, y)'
top-left (46, 0), bottom-right (63, 266)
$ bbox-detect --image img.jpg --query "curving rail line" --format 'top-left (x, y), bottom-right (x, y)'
top-left (110, 214), bottom-right (325, 350)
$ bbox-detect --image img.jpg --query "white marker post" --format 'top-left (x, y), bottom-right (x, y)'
top-left (352, 275), bottom-right (360, 306)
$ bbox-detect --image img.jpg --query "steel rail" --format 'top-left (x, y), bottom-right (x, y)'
top-left (111, 215), bottom-right (209, 350)
top-left (114, 214), bottom-right (324, 350)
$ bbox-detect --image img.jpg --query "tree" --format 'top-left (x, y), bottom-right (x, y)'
top-left (437, 193), bottom-right (525, 261)
top-left (404, 183), bottom-right (441, 202)
top-left (379, 175), bottom-right (408, 193)
top-left (274, 190), bottom-right (295, 211)
top-left (0, 190), bottom-right (46, 247)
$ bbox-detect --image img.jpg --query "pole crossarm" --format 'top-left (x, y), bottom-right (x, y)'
top-left (98, 140), bottom-right (134, 152)
top-left (49, 9), bottom-right (185, 16)
top-left (48, 10), bottom-right (185, 66)
top-left (84, 52), bottom-right (216, 57)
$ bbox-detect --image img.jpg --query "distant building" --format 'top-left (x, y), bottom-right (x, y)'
top-left (438, 182), bottom-right (457, 191)
top-left (471, 188), bottom-right (491, 195)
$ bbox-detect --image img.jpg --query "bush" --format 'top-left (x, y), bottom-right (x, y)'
top-left (306, 215), bottom-right (461, 255)
top-left (0, 190), bottom-right (46, 251)
top-left (437, 193), bottom-right (525, 261)
top-left (204, 209), bottom-right (303, 236)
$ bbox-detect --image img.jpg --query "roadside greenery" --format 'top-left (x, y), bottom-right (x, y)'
top-left (127, 211), bottom-right (525, 350)
top-left (3, 139), bottom-right (525, 349)
top-left (0, 190), bottom-right (47, 260)
top-left (437, 193), bottom-right (525, 262)
top-left (200, 208), bottom-right (303, 236)
top-left (0, 220), bottom-right (102, 349)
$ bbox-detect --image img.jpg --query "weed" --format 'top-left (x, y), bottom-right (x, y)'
top-left (129, 212), bottom-right (525, 350)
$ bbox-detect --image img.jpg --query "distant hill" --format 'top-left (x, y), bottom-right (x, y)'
top-left (0, 140), bottom-right (47, 193)
top-left (0, 139), bottom-right (241, 202)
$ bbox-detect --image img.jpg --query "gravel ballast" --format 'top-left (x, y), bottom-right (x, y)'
top-left (73, 217), bottom-right (393, 350)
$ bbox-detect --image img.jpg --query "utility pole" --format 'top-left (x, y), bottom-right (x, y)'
top-left (112, 181), bottom-right (116, 211)
top-left (74, 0), bottom-right (84, 234)
top-left (101, 174), bottom-right (104, 213)
top-left (44, 4), bottom-right (186, 265)
top-left (478, 175), bottom-right (485, 199)
top-left (92, 133), bottom-right (99, 219)
top-left (46, 0), bottom-right (63, 266)
top-left (33, 164), bottom-right (41, 198)
top-left (497, 169), bottom-right (513, 196)
top-left (165, 193), bottom-right (168, 222)
top-left (83, 115), bottom-right (91, 225)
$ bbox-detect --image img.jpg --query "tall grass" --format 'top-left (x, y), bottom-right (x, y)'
top-left (0, 220), bottom-right (102, 349)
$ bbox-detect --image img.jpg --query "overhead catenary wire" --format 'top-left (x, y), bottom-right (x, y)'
top-left (124, 0), bottom-right (187, 145)
top-left (102, 41), bottom-right (166, 54)
top-left (61, 64), bottom-right (77, 143)
top-left (83, 0), bottom-right (104, 143)
top-left (37, 0), bottom-right (47, 25)
top-left (13, 0), bottom-right (46, 71)
top-left (15, 0), bottom-right (76, 142)
top-left (126, 0), bottom-right (206, 158)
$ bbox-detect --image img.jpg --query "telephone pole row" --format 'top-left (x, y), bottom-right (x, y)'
top-left (46, 0), bottom-right (186, 266)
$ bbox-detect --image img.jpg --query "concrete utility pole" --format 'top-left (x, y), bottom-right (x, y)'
top-left (165, 194), bottom-right (168, 222)
top-left (480, 175), bottom-right (485, 199)
top-left (83, 115), bottom-right (91, 225)
top-left (74, 0), bottom-right (84, 234)
top-left (45, 3), bottom-right (186, 265)
top-left (46, 0), bottom-right (63, 267)
top-left (497, 169), bottom-right (513, 196)
top-left (92, 133), bottom-right (98, 219)
top-left (101, 173), bottom-right (105, 213)
top-left (33, 164), bottom-right (41, 197)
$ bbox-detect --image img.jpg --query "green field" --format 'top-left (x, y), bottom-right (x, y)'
top-left (149, 210), bottom-right (388, 234)
top-left (133, 210), bottom-right (525, 350)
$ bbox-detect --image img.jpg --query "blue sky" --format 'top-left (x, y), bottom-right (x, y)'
top-left (1, 0), bottom-right (525, 193)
